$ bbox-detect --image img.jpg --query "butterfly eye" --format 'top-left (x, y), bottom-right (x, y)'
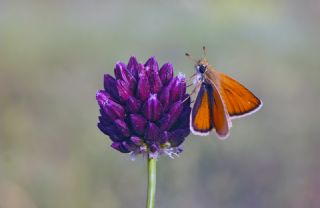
top-left (198, 65), bottom-right (207, 74)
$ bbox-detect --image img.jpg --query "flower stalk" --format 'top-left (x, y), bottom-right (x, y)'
top-left (147, 156), bottom-right (157, 208)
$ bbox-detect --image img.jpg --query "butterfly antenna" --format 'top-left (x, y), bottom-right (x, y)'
top-left (185, 52), bottom-right (197, 64)
top-left (202, 46), bottom-right (207, 58)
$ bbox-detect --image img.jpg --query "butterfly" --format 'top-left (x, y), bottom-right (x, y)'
top-left (187, 47), bottom-right (263, 139)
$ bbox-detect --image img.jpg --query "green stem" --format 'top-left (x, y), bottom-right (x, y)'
top-left (147, 156), bottom-right (157, 208)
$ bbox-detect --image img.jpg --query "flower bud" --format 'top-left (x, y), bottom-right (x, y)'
top-left (159, 63), bottom-right (173, 85)
top-left (145, 122), bottom-right (160, 143)
top-left (136, 72), bottom-right (150, 101)
top-left (127, 56), bottom-right (139, 79)
top-left (104, 74), bottom-right (120, 101)
top-left (142, 94), bottom-right (163, 121)
top-left (126, 96), bottom-right (142, 113)
top-left (129, 114), bottom-right (147, 135)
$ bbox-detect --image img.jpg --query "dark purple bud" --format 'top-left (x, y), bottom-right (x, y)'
top-left (114, 62), bottom-right (127, 80)
top-left (168, 101), bottom-right (183, 124)
top-left (98, 115), bottom-right (112, 127)
top-left (115, 62), bottom-right (137, 92)
top-left (117, 79), bottom-right (132, 102)
top-left (158, 101), bottom-right (183, 131)
top-left (167, 73), bottom-right (186, 103)
top-left (145, 57), bottom-right (162, 93)
top-left (127, 56), bottom-right (139, 79)
top-left (148, 71), bottom-right (162, 94)
top-left (97, 123), bottom-right (124, 142)
top-left (142, 94), bottom-right (163, 121)
top-left (130, 136), bottom-right (144, 146)
top-left (145, 122), bottom-right (160, 143)
top-left (96, 90), bottom-right (113, 107)
top-left (137, 63), bottom-right (146, 76)
top-left (159, 131), bottom-right (170, 144)
top-left (125, 96), bottom-right (142, 113)
top-left (129, 114), bottom-right (147, 135)
top-left (144, 56), bottom-right (159, 73)
top-left (96, 90), bottom-right (125, 120)
top-left (159, 63), bottom-right (173, 85)
top-left (169, 128), bottom-right (190, 147)
top-left (114, 119), bottom-right (131, 137)
top-left (159, 86), bottom-right (170, 112)
top-left (158, 114), bottom-right (171, 131)
top-left (111, 142), bottom-right (130, 153)
top-left (104, 74), bottom-right (119, 100)
top-left (173, 107), bottom-right (191, 129)
top-left (136, 72), bottom-right (150, 101)
top-left (122, 140), bottom-right (137, 152)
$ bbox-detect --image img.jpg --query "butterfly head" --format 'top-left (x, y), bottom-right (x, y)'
top-left (196, 58), bottom-right (208, 74)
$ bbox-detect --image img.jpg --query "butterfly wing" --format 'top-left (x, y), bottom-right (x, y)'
top-left (190, 83), bottom-right (214, 136)
top-left (212, 70), bottom-right (262, 119)
top-left (210, 80), bottom-right (231, 139)
top-left (190, 82), bottom-right (231, 139)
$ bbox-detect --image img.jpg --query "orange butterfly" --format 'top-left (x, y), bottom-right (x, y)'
top-left (187, 47), bottom-right (263, 139)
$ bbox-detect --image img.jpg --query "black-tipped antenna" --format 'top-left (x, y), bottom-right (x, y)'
top-left (202, 46), bottom-right (207, 57)
top-left (185, 52), bottom-right (197, 63)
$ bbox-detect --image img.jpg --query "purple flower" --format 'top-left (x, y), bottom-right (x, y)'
top-left (96, 56), bottom-right (191, 158)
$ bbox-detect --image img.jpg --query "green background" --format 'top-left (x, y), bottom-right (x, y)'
top-left (1, 0), bottom-right (320, 207)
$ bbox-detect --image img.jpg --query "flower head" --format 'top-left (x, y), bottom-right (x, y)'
top-left (96, 56), bottom-right (191, 158)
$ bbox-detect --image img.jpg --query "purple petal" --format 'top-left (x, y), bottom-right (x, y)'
top-left (158, 114), bottom-right (172, 131)
top-left (114, 61), bottom-right (137, 92)
top-left (169, 128), bottom-right (190, 147)
top-left (136, 72), bottom-right (150, 101)
top-left (111, 142), bottom-right (130, 153)
top-left (117, 79), bottom-right (132, 102)
top-left (114, 62), bottom-right (127, 80)
top-left (96, 90), bottom-right (114, 107)
top-left (114, 119), bottom-right (131, 137)
top-left (173, 107), bottom-right (191, 129)
top-left (144, 56), bottom-right (159, 73)
top-left (97, 123), bottom-right (124, 142)
top-left (145, 57), bottom-right (162, 93)
top-left (104, 74), bottom-right (120, 101)
top-left (129, 114), bottom-right (147, 135)
top-left (145, 122), bottom-right (160, 143)
top-left (127, 56), bottom-right (139, 79)
top-left (168, 101), bottom-right (183, 124)
top-left (158, 101), bottom-right (183, 131)
top-left (167, 73), bottom-right (186, 103)
top-left (98, 115), bottom-right (112, 127)
top-left (137, 63), bottom-right (146, 76)
top-left (96, 90), bottom-right (125, 121)
top-left (159, 63), bottom-right (173, 85)
top-left (159, 86), bottom-right (170, 112)
top-left (130, 136), bottom-right (144, 146)
top-left (142, 94), bottom-right (163, 121)
top-left (125, 96), bottom-right (142, 113)
top-left (159, 131), bottom-right (170, 144)
top-left (122, 140), bottom-right (137, 152)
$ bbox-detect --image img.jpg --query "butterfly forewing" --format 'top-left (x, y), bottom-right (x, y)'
top-left (191, 83), bottom-right (214, 135)
top-left (207, 68), bottom-right (262, 119)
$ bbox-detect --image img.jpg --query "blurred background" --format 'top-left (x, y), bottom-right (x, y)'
top-left (1, 0), bottom-right (320, 207)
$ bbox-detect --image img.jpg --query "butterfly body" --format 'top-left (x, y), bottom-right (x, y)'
top-left (190, 54), bottom-right (262, 139)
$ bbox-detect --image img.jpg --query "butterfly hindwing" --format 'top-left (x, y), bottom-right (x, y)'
top-left (210, 80), bottom-right (231, 139)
